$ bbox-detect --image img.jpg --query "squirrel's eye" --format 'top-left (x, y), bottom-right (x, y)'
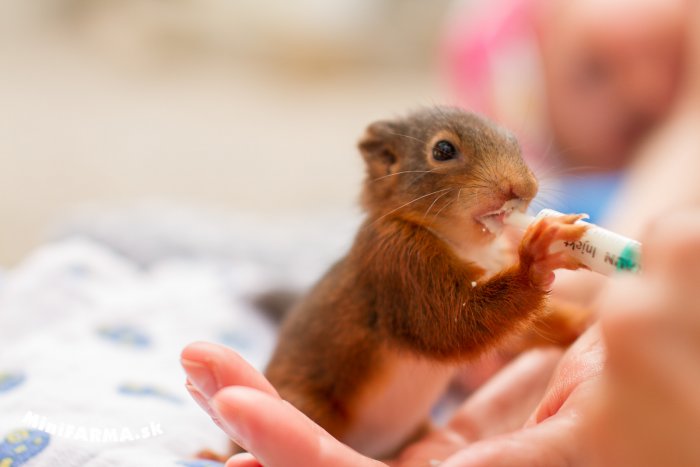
top-left (432, 140), bottom-right (457, 161)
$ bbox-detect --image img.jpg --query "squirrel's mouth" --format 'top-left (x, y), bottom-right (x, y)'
top-left (475, 199), bottom-right (525, 235)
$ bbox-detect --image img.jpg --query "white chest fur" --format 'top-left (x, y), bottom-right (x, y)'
top-left (342, 351), bottom-right (456, 459)
top-left (457, 234), bottom-right (513, 277)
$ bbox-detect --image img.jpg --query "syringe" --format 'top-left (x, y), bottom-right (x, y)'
top-left (506, 209), bottom-right (642, 276)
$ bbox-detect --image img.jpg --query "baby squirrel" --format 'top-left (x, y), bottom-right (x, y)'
top-left (264, 107), bottom-right (587, 459)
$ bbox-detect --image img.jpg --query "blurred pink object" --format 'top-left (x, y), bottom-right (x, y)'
top-left (441, 0), bottom-right (545, 160)
top-left (443, 0), bottom-right (530, 112)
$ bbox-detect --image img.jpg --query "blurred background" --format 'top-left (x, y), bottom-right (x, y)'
top-left (0, 0), bottom-right (462, 265)
top-left (1, 0), bottom-right (689, 266)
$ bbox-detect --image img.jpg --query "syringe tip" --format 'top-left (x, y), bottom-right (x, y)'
top-left (505, 211), bottom-right (535, 230)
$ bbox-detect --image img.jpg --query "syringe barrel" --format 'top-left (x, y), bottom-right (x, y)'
top-left (536, 209), bottom-right (641, 275)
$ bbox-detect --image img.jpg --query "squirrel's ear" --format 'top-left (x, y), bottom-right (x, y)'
top-left (358, 120), bottom-right (399, 177)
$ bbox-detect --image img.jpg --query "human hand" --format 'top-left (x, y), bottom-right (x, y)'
top-left (593, 211), bottom-right (700, 466)
top-left (181, 342), bottom-right (566, 467)
top-left (180, 342), bottom-right (380, 467)
top-left (181, 211), bottom-right (700, 467)
top-left (489, 210), bottom-right (700, 467)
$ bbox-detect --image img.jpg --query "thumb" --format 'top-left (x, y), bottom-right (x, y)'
top-left (212, 386), bottom-right (383, 467)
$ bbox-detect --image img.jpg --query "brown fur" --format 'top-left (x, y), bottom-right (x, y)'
top-left (217, 107), bottom-right (588, 459)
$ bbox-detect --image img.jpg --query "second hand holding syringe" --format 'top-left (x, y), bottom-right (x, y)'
top-left (506, 209), bottom-right (642, 276)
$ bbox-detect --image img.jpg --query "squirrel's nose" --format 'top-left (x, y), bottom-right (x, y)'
top-left (498, 177), bottom-right (538, 201)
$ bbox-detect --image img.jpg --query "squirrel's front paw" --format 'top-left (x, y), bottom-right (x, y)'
top-left (519, 214), bottom-right (588, 289)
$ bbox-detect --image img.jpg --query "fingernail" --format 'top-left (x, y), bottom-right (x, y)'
top-left (185, 381), bottom-right (216, 417)
top-left (212, 396), bottom-right (250, 449)
top-left (186, 381), bottom-right (230, 434)
top-left (181, 358), bottom-right (218, 399)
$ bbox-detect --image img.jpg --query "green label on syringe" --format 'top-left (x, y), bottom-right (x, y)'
top-left (611, 242), bottom-right (641, 273)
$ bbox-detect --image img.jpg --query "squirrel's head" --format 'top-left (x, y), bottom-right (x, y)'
top-left (358, 107), bottom-right (538, 243)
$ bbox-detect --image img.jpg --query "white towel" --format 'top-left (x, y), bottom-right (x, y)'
top-left (0, 238), bottom-right (279, 467)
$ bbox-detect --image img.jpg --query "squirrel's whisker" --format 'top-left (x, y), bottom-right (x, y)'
top-left (422, 189), bottom-right (454, 220)
top-left (371, 187), bottom-right (453, 226)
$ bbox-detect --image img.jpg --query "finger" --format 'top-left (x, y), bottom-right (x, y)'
top-left (442, 418), bottom-right (578, 467)
top-left (185, 380), bottom-right (234, 437)
top-left (599, 275), bottom-right (662, 354)
top-left (526, 325), bottom-right (605, 426)
top-left (185, 380), bottom-right (218, 419)
top-left (212, 386), bottom-right (383, 467)
top-left (448, 348), bottom-right (563, 441)
top-left (601, 273), bottom-right (700, 406)
top-left (642, 210), bottom-right (700, 285)
top-left (226, 452), bottom-right (262, 467)
top-left (181, 341), bottom-right (279, 399)
top-left (598, 275), bottom-right (700, 387)
top-left (596, 227), bottom-right (700, 467)
top-left (442, 382), bottom-right (597, 467)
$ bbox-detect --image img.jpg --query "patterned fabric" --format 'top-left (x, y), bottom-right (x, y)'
top-left (0, 239), bottom-right (281, 466)
top-left (0, 429), bottom-right (50, 466)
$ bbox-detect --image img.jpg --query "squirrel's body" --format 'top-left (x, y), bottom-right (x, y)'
top-left (267, 215), bottom-right (550, 457)
top-left (263, 107), bottom-right (587, 458)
